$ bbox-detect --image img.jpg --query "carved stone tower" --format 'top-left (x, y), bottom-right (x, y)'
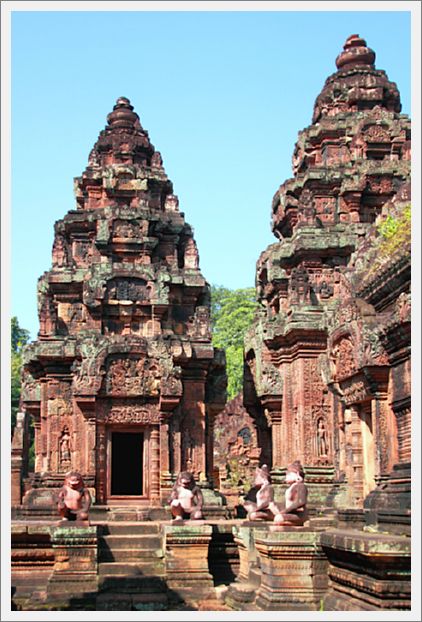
top-left (19, 97), bottom-right (226, 511)
top-left (244, 35), bottom-right (411, 509)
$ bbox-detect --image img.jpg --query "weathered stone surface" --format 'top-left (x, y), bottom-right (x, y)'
top-left (321, 528), bottom-right (411, 610)
top-left (47, 525), bottom-right (98, 597)
top-left (164, 524), bottom-right (214, 602)
top-left (254, 528), bottom-right (328, 610)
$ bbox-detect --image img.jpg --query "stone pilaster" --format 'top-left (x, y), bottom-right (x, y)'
top-left (164, 524), bottom-right (214, 603)
top-left (47, 525), bottom-right (98, 599)
top-left (254, 528), bottom-right (328, 610)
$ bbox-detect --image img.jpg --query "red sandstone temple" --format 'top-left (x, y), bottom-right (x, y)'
top-left (11, 35), bottom-right (411, 612)
top-left (13, 96), bottom-right (226, 513)
top-left (244, 34), bottom-right (411, 532)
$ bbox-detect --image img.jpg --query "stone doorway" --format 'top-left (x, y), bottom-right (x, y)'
top-left (110, 431), bottom-right (144, 496)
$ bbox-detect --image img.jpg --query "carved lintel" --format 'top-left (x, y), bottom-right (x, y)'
top-left (102, 404), bottom-right (161, 425)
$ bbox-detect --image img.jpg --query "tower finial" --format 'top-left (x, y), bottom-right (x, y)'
top-left (335, 34), bottom-right (376, 70)
top-left (106, 96), bottom-right (139, 129)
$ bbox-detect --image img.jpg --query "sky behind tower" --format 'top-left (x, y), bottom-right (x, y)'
top-left (6, 4), bottom-right (415, 340)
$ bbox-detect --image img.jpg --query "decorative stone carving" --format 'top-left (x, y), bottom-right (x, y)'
top-left (187, 306), bottom-right (212, 340)
top-left (105, 356), bottom-right (160, 396)
top-left (59, 427), bottom-right (72, 465)
top-left (290, 267), bottom-right (310, 304)
top-left (104, 405), bottom-right (161, 425)
top-left (331, 336), bottom-right (357, 381)
top-left (258, 363), bottom-right (283, 396)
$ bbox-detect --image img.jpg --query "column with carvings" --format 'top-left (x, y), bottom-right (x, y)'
top-left (159, 415), bottom-right (173, 496)
top-left (96, 422), bottom-right (107, 504)
top-left (150, 425), bottom-right (160, 503)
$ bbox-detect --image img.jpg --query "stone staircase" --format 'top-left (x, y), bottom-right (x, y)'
top-left (96, 521), bottom-right (168, 610)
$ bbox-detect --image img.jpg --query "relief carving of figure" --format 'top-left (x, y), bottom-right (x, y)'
top-left (108, 358), bottom-right (130, 393)
top-left (332, 336), bottom-right (357, 380)
top-left (290, 267), bottom-right (310, 304)
top-left (316, 418), bottom-right (328, 457)
top-left (151, 151), bottom-right (163, 168)
top-left (59, 427), bottom-right (71, 464)
top-left (52, 235), bottom-right (68, 268)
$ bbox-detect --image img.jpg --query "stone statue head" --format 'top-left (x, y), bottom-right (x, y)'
top-left (286, 460), bottom-right (305, 483)
top-left (64, 471), bottom-right (85, 491)
top-left (177, 471), bottom-right (196, 489)
top-left (254, 464), bottom-right (271, 486)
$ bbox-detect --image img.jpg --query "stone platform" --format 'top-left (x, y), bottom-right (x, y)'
top-left (11, 518), bottom-right (411, 611)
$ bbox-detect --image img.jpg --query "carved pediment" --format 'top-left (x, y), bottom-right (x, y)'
top-left (104, 355), bottom-right (160, 396)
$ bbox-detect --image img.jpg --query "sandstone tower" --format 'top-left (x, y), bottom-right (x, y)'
top-left (17, 97), bottom-right (226, 512)
top-left (244, 35), bottom-right (411, 520)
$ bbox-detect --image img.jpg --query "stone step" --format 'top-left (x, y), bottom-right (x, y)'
top-left (98, 571), bottom-right (166, 593)
top-left (307, 516), bottom-right (337, 529)
top-left (99, 534), bottom-right (162, 549)
top-left (96, 591), bottom-right (168, 611)
top-left (98, 521), bottom-right (162, 535)
top-left (98, 562), bottom-right (165, 577)
top-left (98, 547), bottom-right (164, 562)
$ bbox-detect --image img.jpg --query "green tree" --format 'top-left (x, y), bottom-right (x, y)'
top-left (211, 286), bottom-right (257, 400)
top-left (11, 316), bottom-right (30, 353)
top-left (11, 316), bottom-right (30, 430)
top-left (11, 317), bottom-right (35, 470)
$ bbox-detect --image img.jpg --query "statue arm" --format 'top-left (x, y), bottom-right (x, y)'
top-left (193, 486), bottom-right (204, 509)
top-left (57, 487), bottom-right (66, 506)
top-left (169, 485), bottom-right (182, 503)
top-left (81, 488), bottom-right (91, 511)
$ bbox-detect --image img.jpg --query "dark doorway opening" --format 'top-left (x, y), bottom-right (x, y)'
top-left (111, 432), bottom-right (143, 495)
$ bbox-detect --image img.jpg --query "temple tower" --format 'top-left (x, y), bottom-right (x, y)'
top-left (244, 35), bottom-right (411, 509)
top-left (18, 97), bottom-right (226, 511)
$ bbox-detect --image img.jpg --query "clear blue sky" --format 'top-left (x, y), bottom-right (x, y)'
top-left (10, 8), bottom-right (412, 340)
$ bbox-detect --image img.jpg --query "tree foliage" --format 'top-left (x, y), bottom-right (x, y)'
top-left (11, 316), bottom-right (30, 431)
top-left (210, 286), bottom-right (257, 400)
top-left (12, 316), bottom-right (30, 354)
